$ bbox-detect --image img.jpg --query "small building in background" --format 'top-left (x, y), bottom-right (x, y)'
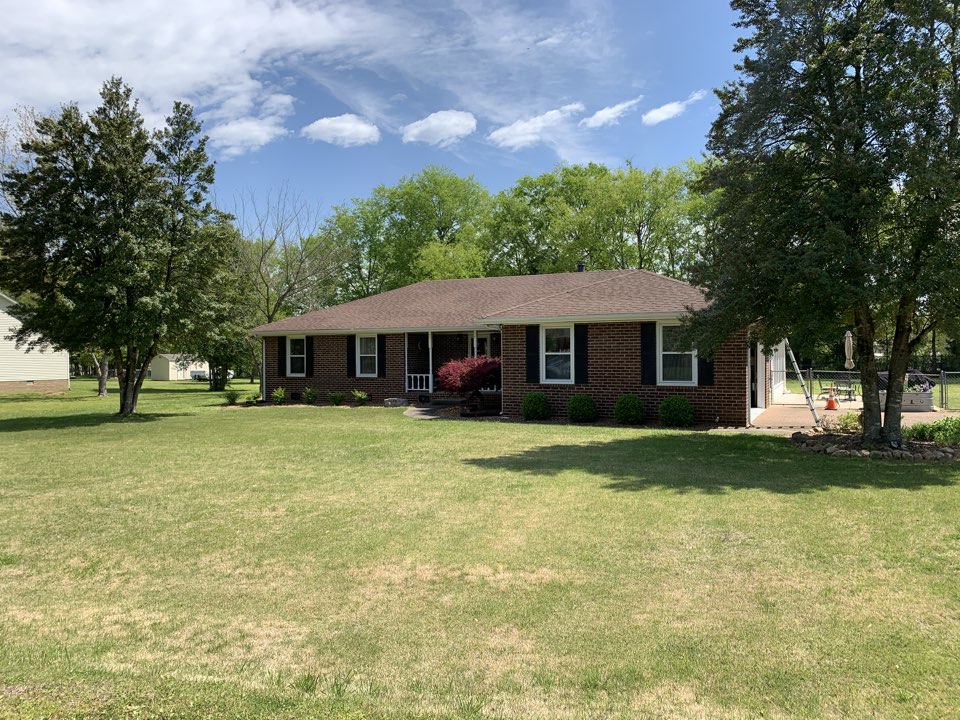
top-left (0, 291), bottom-right (70, 393)
top-left (150, 354), bottom-right (208, 381)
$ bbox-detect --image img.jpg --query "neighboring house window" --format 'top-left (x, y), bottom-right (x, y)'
top-left (288, 336), bottom-right (306, 376)
top-left (357, 335), bottom-right (377, 377)
top-left (541, 325), bottom-right (574, 384)
top-left (658, 323), bottom-right (697, 386)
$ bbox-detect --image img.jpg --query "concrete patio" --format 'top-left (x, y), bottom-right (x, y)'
top-left (752, 393), bottom-right (958, 430)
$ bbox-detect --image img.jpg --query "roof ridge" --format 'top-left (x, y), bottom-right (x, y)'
top-left (633, 268), bottom-right (703, 291)
top-left (479, 269), bottom-right (639, 319)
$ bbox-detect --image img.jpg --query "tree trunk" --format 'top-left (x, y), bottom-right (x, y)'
top-left (97, 353), bottom-right (109, 396)
top-left (114, 346), bottom-right (156, 416)
top-left (854, 306), bottom-right (883, 444)
top-left (207, 361), bottom-right (229, 391)
top-left (882, 297), bottom-right (916, 447)
top-left (91, 352), bottom-right (109, 396)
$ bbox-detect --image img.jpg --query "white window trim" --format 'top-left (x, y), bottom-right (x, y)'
top-left (356, 334), bottom-right (378, 378)
top-left (287, 335), bottom-right (306, 377)
top-left (540, 324), bottom-right (575, 385)
top-left (657, 322), bottom-right (697, 387)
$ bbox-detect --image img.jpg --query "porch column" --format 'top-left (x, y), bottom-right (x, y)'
top-left (404, 333), bottom-right (408, 393)
top-left (473, 330), bottom-right (478, 357)
top-left (428, 331), bottom-right (433, 393)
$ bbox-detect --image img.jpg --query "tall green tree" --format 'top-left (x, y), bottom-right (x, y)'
top-left (331, 166), bottom-right (491, 298)
top-left (689, 0), bottom-right (960, 445)
top-left (0, 78), bottom-right (229, 415)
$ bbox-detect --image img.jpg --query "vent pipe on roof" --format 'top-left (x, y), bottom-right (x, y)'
top-left (576, 262), bottom-right (586, 272)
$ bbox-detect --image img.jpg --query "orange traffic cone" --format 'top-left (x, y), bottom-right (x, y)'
top-left (825, 391), bottom-right (839, 411)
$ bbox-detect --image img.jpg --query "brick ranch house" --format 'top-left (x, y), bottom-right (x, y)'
top-left (250, 269), bottom-right (784, 425)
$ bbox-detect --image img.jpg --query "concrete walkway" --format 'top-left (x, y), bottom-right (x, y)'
top-left (753, 393), bottom-right (958, 430)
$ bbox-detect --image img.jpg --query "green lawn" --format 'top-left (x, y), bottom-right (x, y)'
top-left (1, 380), bottom-right (958, 719)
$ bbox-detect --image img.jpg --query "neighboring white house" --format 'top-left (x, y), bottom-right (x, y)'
top-left (0, 291), bottom-right (70, 393)
top-left (150, 354), bottom-right (208, 381)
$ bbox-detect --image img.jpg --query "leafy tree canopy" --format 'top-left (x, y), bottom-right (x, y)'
top-left (0, 78), bottom-right (229, 414)
top-left (689, 0), bottom-right (960, 444)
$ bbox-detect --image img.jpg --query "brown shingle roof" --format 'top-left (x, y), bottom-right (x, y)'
top-left (250, 270), bottom-right (706, 334)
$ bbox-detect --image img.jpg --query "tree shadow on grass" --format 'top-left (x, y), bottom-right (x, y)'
top-left (463, 433), bottom-right (957, 495)
top-left (0, 412), bottom-right (193, 433)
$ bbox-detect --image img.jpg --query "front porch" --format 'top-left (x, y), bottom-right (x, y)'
top-left (404, 330), bottom-right (501, 394)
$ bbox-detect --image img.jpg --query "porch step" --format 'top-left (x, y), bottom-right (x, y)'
top-left (429, 397), bottom-right (464, 407)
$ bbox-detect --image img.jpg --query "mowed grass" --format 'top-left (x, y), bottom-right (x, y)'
top-left (1, 380), bottom-right (959, 719)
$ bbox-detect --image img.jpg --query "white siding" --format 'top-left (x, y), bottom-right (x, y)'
top-left (150, 356), bottom-right (207, 381)
top-left (0, 296), bottom-right (70, 382)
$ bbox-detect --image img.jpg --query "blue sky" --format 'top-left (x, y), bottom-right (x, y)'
top-left (0, 0), bottom-right (742, 210)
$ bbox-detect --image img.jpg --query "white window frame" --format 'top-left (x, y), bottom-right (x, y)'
top-left (657, 322), bottom-right (697, 387)
top-left (540, 324), bottom-right (574, 385)
top-left (356, 334), bottom-right (378, 378)
top-left (287, 336), bottom-right (306, 377)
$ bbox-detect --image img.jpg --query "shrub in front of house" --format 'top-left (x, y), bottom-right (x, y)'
top-left (903, 416), bottom-right (960, 445)
top-left (437, 355), bottom-right (502, 394)
top-left (352, 389), bottom-right (371, 406)
top-left (659, 396), bottom-right (694, 427)
top-left (271, 387), bottom-right (287, 405)
top-left (521, 392), bottom-right (551, 421)
top-left (567, 394), bottom-right (598, 423)
top-left (328, 391), bottom-right (345, 406)
top-left (224, 388), bottom-right (242, 406)
top-left (302, 387), bottom-right (319, 404)
top-left (614, 394), bottom-right (645, 425)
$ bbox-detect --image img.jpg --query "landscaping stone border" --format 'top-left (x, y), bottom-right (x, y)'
top-left (791, 432), bottom-right (958, 461)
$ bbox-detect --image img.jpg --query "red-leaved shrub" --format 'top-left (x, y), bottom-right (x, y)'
top-left (437, 355), bottom-right (502, 394)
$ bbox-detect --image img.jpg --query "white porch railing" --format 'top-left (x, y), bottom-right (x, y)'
top-left (407, 373), bottom-right (432, 392)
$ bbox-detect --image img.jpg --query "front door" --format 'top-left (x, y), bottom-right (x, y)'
top-left (749, 343), bottom-right (758, 408)
top-left (474, 332), bottom-right (491, 357)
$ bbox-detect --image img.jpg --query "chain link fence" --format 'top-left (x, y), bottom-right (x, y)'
top-left (772, 368), bottom-right (960, 409)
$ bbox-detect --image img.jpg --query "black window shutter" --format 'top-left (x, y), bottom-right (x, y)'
top-left (640, 322), bottom-right (657, 385)
top-left (346, 335), bottom-right (356, 378)
top-left (277, 336), bottom-right (287, 377)
top-left (574, 324), bottom-right (589, 384)
top-left (525, 325), bottom-right (540, 384)
top-left (377, 334), bottom-right (387, 378)
top-left (306, 336), bottom-right (314, 377)
top-left (698, 355), bottom-right (715, 386)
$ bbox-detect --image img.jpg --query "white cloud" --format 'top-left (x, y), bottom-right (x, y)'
top-left (488, 103), bottom-right (585, 150)
top-left (206, 92), bottom-right (294, 157)
top-left (641, 89), bottom-right (708, 126)
top-left (0, 0), bottom-right (625, 161)
top-left (580, 96), bottom-right (643, 128)
top-left (301, 114), bottom-right (380, 147)
top-left (401, 110), bottom-right (476, 147)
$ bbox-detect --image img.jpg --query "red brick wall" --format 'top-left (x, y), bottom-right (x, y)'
top-left (500, 323), bottom-right (749, 426)
top-left (264, 334), bottom-right (416, 402)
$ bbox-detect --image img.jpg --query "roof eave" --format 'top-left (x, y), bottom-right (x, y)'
top-left (250, 324), bottom-right (493, 337)
top-left (478, 310), bottom-right (697, 325)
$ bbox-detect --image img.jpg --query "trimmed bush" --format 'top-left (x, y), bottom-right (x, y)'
top-left (903, 416), bottom-right (960, 445)
top-left (520, 392), bottom-right (551, 421)
top-left (659, 396), bottom-right (695, 427)
top-left (352, 389), bottom-right (371, 406)
top-left (271, 387), bottom-right (286, 405)
top-left (614, 394), bottom-right (645, 425)
top-left (328, 391), bottom-right (345, 406)
top-left (224, 388), bottom-right (242, 406)
top-left (302, 387), bottom-right (319, 404)
top-left (567, 394), bottom-right (598, 423)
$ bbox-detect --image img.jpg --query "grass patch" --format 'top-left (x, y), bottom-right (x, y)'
top-left (0, 379), bottom-right (958, 718)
